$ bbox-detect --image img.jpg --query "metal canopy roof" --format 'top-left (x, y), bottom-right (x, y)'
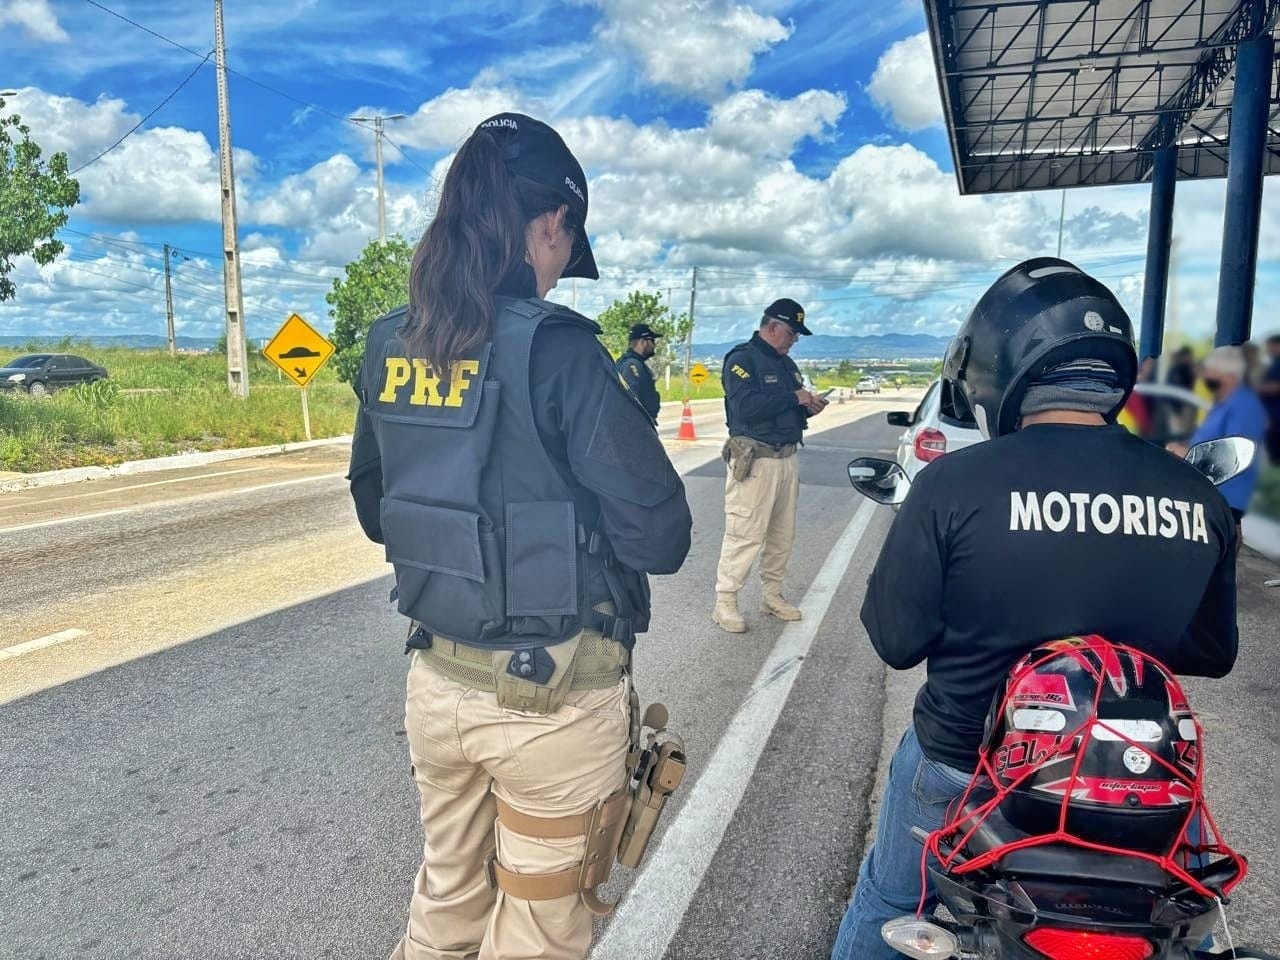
top-left (925, 0), bottom-right (1280, 194)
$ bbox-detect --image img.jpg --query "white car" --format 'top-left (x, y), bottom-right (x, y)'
top-left (888, 381), bottom-right (1210, 486)
top-left (856, 378), bottom-right (881, 395)
top-left (888, 378), bottom-right (982, 482)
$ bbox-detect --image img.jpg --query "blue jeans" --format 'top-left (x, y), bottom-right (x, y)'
top-left (830, 727), bottom-right (973, 960)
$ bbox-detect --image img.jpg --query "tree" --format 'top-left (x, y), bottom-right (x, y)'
top-left (836, 358), bottom-right (854, 380)
top-left (596, 290), bottom-right (692, 369)
top-left (0, 96), bottom-right (80, 302)
top-left (327, 237), bottom-right (413, 383)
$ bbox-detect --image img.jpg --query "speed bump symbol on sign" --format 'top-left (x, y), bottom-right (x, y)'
top-left (264, 313), bottom-right (335, 388)
top-left (690, 362), bottom-right (709, 386)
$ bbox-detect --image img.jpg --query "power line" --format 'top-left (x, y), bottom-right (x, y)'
top-left (71, 51), bottom-right (213, 174)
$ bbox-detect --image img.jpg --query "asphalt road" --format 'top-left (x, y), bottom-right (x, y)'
top-left (2, 395), bottom-right (1278, 960)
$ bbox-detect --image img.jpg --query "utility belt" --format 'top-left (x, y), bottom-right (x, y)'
top-left (411, 622), bottom-right (627, 715)
top-left (722, 435), bottom-right (798, 481)
top-left (486, 695), bottom-right (686, 916)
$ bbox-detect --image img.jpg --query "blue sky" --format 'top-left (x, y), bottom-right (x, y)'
top-left (2, 0), bottom-right (1278, 347)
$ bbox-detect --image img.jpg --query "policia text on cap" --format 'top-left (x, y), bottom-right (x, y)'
top-left (713, 299), bottom-right (829, 633)
top-left (345, 113), bottom-right (692, 960)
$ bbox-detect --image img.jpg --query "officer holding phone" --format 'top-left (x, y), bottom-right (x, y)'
top-left (712, 299), bottom-right (828, 633)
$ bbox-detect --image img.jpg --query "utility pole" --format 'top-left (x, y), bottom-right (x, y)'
top-left (214, 0), bottom-right (248, 396)
top-left (350, 113), bottom-right (406, 242)
top-left (685, 266), bottom-right (697, 400)
top-left (1056, 189), bottom-right (1067, 258)
top-left (163, 244), bottom-right (176, 355)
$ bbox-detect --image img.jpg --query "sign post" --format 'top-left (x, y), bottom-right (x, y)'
top-left (689, 362), bottom-right (709, 396)
top-left (263, 313), bottom-right (335, 441)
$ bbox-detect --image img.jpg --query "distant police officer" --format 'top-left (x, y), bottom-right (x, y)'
top-left (347, 113), bottom-right (692, 960)
top-left (617, 323), bottom-right (662, 422)
top-left (712, 299), bottom-right (828, 633)
top-left (831, 259), bottom-right (1239, 960)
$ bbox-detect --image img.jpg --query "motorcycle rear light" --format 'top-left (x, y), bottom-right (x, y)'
top-left (914, 427), bottom-right (947, 463)
top-left (881, 918), bottom-right (959, 958)
top-left (1023, 927), bottom-right (1153, 959)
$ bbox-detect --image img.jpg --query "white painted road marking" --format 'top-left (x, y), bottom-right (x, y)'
top-left (0, 466), bottom-right (270, 512)
top-left (591, 498), bottom-right (878, 960)
top-left (0, 628), bottom-right (89, 662)
top-left (0, 472), bottom-right (347, 536)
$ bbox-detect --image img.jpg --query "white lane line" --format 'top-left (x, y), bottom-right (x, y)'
top-left (0, 472), bottom-right (347, 536)
top-left (0, 628), bottom-right (89, 662)
top-left (0, 465), bottom-right (270, 511)
top-left (591, 497), bottom-right (877, 960)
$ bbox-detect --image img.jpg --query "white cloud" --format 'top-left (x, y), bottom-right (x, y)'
top-left (867, 31), bottom-right (942, 132)
top-left (2, 89), bottom-right (137, 160)
top-left (391, 85), bottom-right (530, 153)
top-left (591, 0), bottom-right (792, 100)
top-left (0, 0), bottom-right (68, 43)
top-left (708, 89), bottom-right (846, 157)
top-left (77, 127), bottom-right (226, 224)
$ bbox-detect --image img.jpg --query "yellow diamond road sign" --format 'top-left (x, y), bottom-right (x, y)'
top-left (689, 362), bottom-right (710, 385)
top-left (264, 313), bottom-right (334, 388)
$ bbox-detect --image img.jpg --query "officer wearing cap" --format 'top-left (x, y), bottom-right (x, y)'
top-left (712, 298), bottom-right (828, 633)
top-left (617, 323), bottom-right (662, 422)
top-left (346, 112), bottom-right (691, 960)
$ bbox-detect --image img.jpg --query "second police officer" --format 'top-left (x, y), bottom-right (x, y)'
top-left (346, 113), bottom-right (692, 960)
top-left (712, 298), bottom-right (829, 633)
top-left (616, 323), bottom-right (662, 423)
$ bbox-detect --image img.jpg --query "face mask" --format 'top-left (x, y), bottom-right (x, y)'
top-left (1203, 377), bottom-right (1222, 393)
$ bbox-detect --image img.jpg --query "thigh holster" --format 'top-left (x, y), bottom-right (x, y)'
top-left (488, 790), bottom-right (631, 916)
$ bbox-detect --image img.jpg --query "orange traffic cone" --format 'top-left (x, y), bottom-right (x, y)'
top-left (677, 400), bottom-right (698, 440)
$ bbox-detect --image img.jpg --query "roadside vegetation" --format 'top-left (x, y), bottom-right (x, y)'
top-left (0, 343), bottom-right (356, 472)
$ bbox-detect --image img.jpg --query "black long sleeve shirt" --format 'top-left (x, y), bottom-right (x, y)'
top-left (862, 423), bottom-right (1239, 771)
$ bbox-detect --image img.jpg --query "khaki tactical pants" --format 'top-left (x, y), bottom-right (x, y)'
top-left (715, 452), bottom-right (800, 595)
top-left (391, 653), bottom-right (630, 960)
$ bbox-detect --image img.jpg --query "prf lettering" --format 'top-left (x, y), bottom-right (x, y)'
top-left (378, 358), bottom-right (480, 408)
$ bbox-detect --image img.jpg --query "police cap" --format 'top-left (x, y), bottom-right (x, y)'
top-left (476, 112), bottom-right (599, 281)
top-left (764, 298), bottom-right (812, 336)
top-left (629, 323), bottom-right (663, 341)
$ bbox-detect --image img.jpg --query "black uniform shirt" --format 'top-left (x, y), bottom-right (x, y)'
top-left (617, 348), bottom-right (660, 421)
top-left (862, 423), bottom-right (1239, 771)
top-left (722, 332), bottom-right (808, 446)
top-left (347, 318), bottom-right (691, 577)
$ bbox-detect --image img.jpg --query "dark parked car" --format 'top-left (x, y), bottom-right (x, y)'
top-left (0, 354), bottom-right (109, 396)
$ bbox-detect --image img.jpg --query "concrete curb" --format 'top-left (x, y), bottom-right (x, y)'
top-left (0, 435), bottom-right (353, 494)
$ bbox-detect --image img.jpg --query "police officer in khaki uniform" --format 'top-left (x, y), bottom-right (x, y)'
top-left (347, 113), bottom-right (691, 960)
top-left (713, 299), bottom-right (828, 633)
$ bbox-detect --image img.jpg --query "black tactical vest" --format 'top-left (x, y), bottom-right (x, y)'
top-left (360, 298), bottom-right (646, 651)
top-left (723, 338), bottom-right (808, 446)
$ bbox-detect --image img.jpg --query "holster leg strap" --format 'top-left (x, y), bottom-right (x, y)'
top-left (489, 789), bottom-right (631, 917)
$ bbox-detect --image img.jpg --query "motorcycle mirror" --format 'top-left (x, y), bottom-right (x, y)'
top-left (881, 918), bottom-right (959, 959)
top-left (848, 457), bottom-right (910, 506)
top-left (1184, 437), bottom-right (1256, 486)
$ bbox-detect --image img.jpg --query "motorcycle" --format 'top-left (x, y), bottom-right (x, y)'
top-left (846, 437), bottom-right (1278, 960)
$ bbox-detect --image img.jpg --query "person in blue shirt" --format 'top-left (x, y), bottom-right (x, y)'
top-left (1174, 345), bottom-right (1268, 523)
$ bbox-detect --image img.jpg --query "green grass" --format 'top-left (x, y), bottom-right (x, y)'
top-left (0, 347), bottom-right (356, 473)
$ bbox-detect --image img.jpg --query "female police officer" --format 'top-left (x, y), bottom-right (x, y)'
top-left (346, 113), bottom-right (692, 960)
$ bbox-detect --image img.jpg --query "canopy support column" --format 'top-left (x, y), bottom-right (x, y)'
top-left (1140, 147), bottom-right (1177, 362)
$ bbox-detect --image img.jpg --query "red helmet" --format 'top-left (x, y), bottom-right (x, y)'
top-left (985, 636), bottom-right (1199, 851)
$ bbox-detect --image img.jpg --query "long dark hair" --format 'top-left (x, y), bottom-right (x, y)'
top-left (405, 128), bottom-right (568, 373)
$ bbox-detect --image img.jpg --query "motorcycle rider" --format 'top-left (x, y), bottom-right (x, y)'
top-left (830, 258), bottom-right (1240, 960)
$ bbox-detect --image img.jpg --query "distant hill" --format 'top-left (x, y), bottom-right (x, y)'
top-left (0, 331), bottom-right (950, 361)
top-left (694, 332), bottom-right (950, 360)
top-left (0, 334), bottom-right (223, 351)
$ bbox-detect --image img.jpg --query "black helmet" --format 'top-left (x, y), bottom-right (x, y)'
top-left (942, 258), bottom-right (1137, 439)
